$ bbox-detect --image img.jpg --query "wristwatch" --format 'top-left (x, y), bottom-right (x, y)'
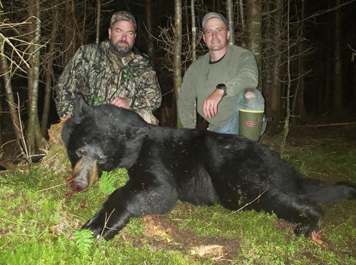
top-left (216, 83), bottom-right (227, 97)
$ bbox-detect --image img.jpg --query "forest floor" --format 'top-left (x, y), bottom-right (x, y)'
top-left (1, 115), bottom-right (356, 264)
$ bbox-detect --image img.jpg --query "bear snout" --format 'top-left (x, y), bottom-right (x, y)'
top-left (71, 157), bottom-right (100, 192)
top-left (72, 180), bottom-right (86, 192)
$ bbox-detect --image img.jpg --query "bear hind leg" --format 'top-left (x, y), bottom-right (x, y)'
top-left (256, 191), bottom-right (324, 237)
top-left (279, 197), bottom-right (323, 237)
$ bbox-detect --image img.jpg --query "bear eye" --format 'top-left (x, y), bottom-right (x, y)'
top-left (97, 155), bottom-right (107, 164)
top-left (76, 148), bottom-right (84, 157)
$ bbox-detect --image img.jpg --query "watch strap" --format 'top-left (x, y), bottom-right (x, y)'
top-left (216, 83), bottom-right (227, 97)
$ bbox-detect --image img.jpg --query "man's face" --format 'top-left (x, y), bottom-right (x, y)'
top-left (203, 18), bottom-right (230, 52)
top-left (108, 20), bottom-right (136, 55)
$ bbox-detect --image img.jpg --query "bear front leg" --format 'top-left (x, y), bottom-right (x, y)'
top-left (82, 181), bottom-right (178, 240)
top-left (82, 206), bottom-right (131, 240)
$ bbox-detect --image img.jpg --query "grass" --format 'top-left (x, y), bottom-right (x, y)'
top-left (0, 137), bottom-right (356, 264)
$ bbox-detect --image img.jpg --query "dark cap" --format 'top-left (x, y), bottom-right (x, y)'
top-left (202, 12), bottom-right (229, 30)
top-left (110, 11), bottom-right (137, 31)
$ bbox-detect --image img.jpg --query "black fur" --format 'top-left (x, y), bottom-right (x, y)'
top-left (62, 97), bottom-right (356, 240)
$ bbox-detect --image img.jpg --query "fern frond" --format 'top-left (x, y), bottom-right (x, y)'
top-left (74, 229), bottom-right (95, 255)
top-left (99, 171), bottom-right (117, 195)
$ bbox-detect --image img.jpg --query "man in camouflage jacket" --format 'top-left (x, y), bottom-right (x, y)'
top-left (55, 11), bottom-right (162, 124)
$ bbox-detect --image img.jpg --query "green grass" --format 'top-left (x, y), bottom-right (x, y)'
top-left (0, 140), bottom-right (355, 264)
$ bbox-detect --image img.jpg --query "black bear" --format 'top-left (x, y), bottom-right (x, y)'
top-left (62, 97), bottom-right (356, 240)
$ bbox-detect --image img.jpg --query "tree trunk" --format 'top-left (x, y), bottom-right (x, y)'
top-left (324, 9), bottom-right (333, 111)
top-left (333, 0), bottom-right (343, 110)
top-left (145, 0), bottom-right (155, 65)
top-left (191, 0), bottom-right (196, 62)
top-left (95, 0), bottom-right (101, 45)
top-left (81, 0), bottom-right (87, 47)
top-left (41, 2), bottom-right (59, 136)
top-left (174, 0), bottom-right (182, 128)
top-left (280, 0), bottom-right (291, 157)
top-left (265, 0), bottom-right (283, 134)
top-left (291, 0), bottom-right (306, 124)
top-left (0, 35), bottom-right (24, 152)
top-left (226, 0), bottom-right (234, 45)
top-left (246, 0), bottom-right (262, 88)
top-left (213, 0), bottom-right (221, 12)
top-left (239, 0), bottom-right (246, 34)
top-left (27, 0), bottom-right (44, 155)
top-left (190, 0), bottom-right (199, 128)
top-left (64, 0), bottom-right (76, 65)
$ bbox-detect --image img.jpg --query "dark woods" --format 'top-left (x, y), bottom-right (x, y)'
top-left (0, 0), bottom-right (356, 157)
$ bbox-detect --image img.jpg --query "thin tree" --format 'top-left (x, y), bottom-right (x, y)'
top-left (174, 0), bottom-right (182, 127)
top-left (63, 0), bottom-right (77, 65)
top-left (212, 0), bottom-right (220, 12)
top-left (41, 1), bottom-right (59, 136)
top-left (191, 0), bottom-right (197, 62)
top-left (0, 35), bottom-right (25, 153)
top-left (145, 0), bottom-right (155, 64)
top-left (226, 0), bottom-right (234, 45)
top-left (264, 0), bottom-right (283, 133)
top-left (333, 0), bottom-right (343, 110)
top-left (27, 0), bottom-right (44, 155)
top-left (95, 0), bottom-right (101, 45)
top-left (280, 0), bottom-right (291, 157)
top-left (291, 0), bottom-right (306, 123)
top-left (246, 0), bottom-right (262, 88)
top-left (239, 0), bottom-right (246, 33)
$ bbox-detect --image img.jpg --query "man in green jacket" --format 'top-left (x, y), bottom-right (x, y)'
top-left (55, 11), bottom-right (162, 124)
top-left (178, 12), bottom-right (265, 134)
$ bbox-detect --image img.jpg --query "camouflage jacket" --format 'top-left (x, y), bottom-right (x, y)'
top-left (54, 40), bottom-right (162, 123)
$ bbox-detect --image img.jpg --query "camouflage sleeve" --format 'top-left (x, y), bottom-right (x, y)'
top-left (54, 46), bottom-right (87, 118)
top-left (130, 67), bottom-right (162, 111)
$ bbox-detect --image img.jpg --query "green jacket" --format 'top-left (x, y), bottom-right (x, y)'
top-left (55, 40), bottom-right (162, 123)
top-left (178, 45), bottom-right (258, 128)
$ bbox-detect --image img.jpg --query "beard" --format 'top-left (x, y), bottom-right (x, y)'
top-left (111, 40), bottom-right (134, 55)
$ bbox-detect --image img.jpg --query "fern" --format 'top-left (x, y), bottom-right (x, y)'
top-left (99, 168), bottom-right (129, 195)
top-left (114, 168), bottom-right (130, 186)
top-left (99, 171), bottom-right (118, 195)
top-left (74, 229), bottom-right (95, 255)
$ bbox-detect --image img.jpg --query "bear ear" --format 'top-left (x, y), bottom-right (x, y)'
top-left (132, 125), bottom-right (151, 143)
top-left (62, 96), bottom-right (92, 145)
top-left (134, 126), bottom-right (150, 139)
top-left (72, 95), bottom-right (92, 121)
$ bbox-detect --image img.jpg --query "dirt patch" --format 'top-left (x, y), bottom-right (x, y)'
top-left (142, 214), bottom-right (240, 263)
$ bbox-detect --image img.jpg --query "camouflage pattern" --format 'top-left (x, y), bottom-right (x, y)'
top-left (54, 40), bottom-right (162, 124)
top-left (110, 11), bottom-right (137, 30)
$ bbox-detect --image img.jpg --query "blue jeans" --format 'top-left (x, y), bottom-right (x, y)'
top-left (208, 88), bottom-right (266, 135)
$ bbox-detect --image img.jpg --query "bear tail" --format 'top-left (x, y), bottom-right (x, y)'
top-left (302, 179), bottom-right (356, 205)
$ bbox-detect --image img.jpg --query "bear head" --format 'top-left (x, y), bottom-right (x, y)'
top-left (62, 96), bottom-right (149, 192)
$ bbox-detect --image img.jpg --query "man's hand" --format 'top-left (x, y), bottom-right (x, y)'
top-left (244, 90), bottom-right (256, 100)
top-left (203, 89), bottom-right (225, 118)
top-left (110, 97), bottom-right (131, 109)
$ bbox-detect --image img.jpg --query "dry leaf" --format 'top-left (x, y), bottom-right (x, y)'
top-left (190, 245), bottom-right (223, 257)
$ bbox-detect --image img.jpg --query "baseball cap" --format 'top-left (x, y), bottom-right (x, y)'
top-left (202, 12), bottom-right (229, 30)
top-left (110, 11), bottom-right (137, 31)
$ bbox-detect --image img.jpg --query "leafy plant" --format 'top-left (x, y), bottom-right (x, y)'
top-left (99, 171), bottom-right (118, 195)
top-left (99, 168), bottom-right (129, 195)
top-left (73, 229), bottom-right (95, 256)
